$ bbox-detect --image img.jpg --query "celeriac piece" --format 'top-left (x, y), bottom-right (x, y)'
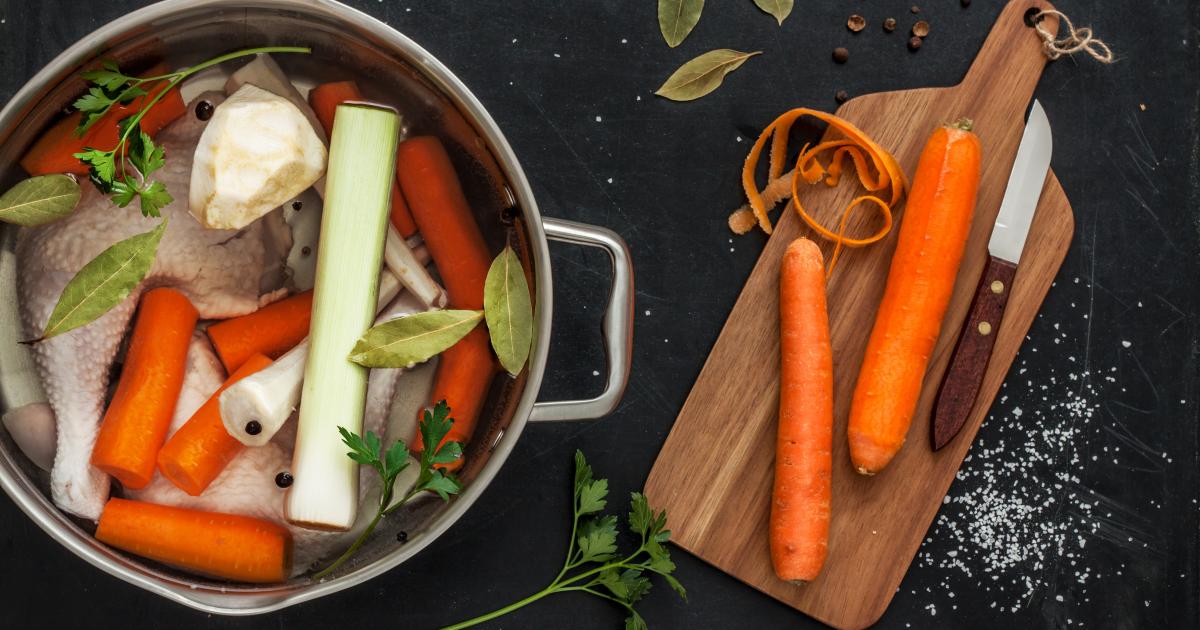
top-left (189, 84), bottom-right (326, 230)
top-left (284, 104), bottom-right (400, 531)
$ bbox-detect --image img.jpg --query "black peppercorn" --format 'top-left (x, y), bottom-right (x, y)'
top-left (397, 531), bottom-right (409, 543)
top-left (291, 200), bottom-right (303, 211)
top-left (884, 18), bottom-right (897, 32)
top-left (245, 420), bottom-right (262, 435)
top-left (195, 100), bottom-right (214, 121)
top-left (301, 246), bottom-right (312, 256)
top-left (275, 471), bottom-right (293, 488)
top-left (911, 5), bottom-right (921, 14)
top-left (833, 47), bottom-right (850, 64)
top-left (835, 90), bottom-right (850, 104)
top-left (908, 36), bottom-right (924, 51)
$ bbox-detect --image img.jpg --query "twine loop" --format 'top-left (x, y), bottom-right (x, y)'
top-left (1032, 9), bottom-right (1114, 63)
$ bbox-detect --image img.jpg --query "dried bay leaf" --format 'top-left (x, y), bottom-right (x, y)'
top-left (753, 0), bottom-right (794, 25)
top-left (0, 175), bottom-right (81, 227)
top-left (655, 49), bottom-right (761, 102)
top-left (349, 310), bottom-right (484, 368)
top-left (36, 220), bottom-right (166, 341)
top-left (658, 0), bottom-right (705, 48)
top-left (484, 246), bottom-right (533, 375)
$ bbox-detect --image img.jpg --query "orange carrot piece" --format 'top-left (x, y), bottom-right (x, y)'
top-left (398, 136), bottom-right (497, 459)
top-left (21, 64), bottom-right (186, 176)
top-left (308, 81), bottom-right (418, 237)
top-left (206, 290), bottom-right (313, 373)
top-left (91, 288), bottom-right (199, 490)
top-left (848, 121), bottom-right (981, 475)
top-left (771, 238), bottom-right (833, 583)
top-left (96, 497), bottom-right (291, 583)
top-left (413, 326), bottom-right (495, 469)
top-left (157, 354), bottom-right (274, 496)
top-left (396, 136), bottom-right (492, 309)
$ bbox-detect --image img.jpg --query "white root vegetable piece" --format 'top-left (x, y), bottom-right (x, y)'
top-left (284, 104), bottom-right (400, 531)
top-left (2, 403), bottom-right (56, 472)
top-left (384, 225), bottom-right (446, 309)
top-left (225, 54), bottom-right (327, 145)
top-left (220, 271), bottom-right (403, 447)
top-left (190, 84), bottom-right (327, 230)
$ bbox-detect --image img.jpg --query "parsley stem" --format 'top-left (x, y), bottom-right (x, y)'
top-left (311, 510), bottom-right (383, 581)
top-left (438, 586), bottom-right (562, 630)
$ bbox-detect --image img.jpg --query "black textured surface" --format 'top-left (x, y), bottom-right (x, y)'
top-left (1, 1), bottom-right (1197, 628)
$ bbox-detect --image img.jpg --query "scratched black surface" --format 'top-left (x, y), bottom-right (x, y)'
top-left (0, 1), bottom-right (1196, 629)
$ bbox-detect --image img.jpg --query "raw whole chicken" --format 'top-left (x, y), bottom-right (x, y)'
top-left (16, 92), bottom-right (283, 520)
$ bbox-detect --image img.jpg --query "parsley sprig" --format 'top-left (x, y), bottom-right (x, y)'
top-left (442, 451), bottom-right (685, 630)
top-left (70, 46), bottom-right (310, 217)
top-left (312, 400), bottom-right (463, 580)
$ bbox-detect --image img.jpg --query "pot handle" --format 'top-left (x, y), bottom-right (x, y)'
top-left (529, 218), bottom-right (634, 422)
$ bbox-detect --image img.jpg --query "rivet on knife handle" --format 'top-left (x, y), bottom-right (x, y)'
top-left (931, 256), bottom-right (1018, 450)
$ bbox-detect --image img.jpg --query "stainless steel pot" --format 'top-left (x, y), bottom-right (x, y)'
top-left (0, 0), bottom-right (633, 615)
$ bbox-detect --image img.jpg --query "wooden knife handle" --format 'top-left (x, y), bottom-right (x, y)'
top-left (931, 256), bottom-right (1017, 450)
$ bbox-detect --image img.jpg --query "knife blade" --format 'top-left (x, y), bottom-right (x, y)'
top-left (931, 100), bottom-right (1052, 451)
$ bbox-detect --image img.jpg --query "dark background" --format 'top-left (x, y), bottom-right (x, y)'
top-left (1, 1), bottom-right (1197, 628)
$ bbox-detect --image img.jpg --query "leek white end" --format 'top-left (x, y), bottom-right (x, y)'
top-left (285, 104), bottom-right (401, 531)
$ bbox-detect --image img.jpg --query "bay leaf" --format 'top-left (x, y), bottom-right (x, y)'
top-left (484, 246), bottom-right (533, 375)
top-left (0, 175), bottom-right (81, 227)
top-left (37, 220), bottom-right (166, 341)
top-left (752, 0), bottom-right (794, 25)
top-left (655, 49), bottom-right (761, 102)
top-left (658, 0), bottom-right (705, 48)
top-left (349, 310), bottom-right (484, 368)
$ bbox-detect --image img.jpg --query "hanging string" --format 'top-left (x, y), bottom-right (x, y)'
top-left (1032, 9), bottom-right (1114, 63)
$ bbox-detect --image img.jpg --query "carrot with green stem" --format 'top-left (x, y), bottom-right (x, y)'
top-left (156, 353), bottom-right (274, 496)
top-left (91, 288), bottom-right (198, 489)
top-left (96, 498), bottom-right (291, 583)
top-left (398, 136), bottom-right (497, 463)
top-left (848, 120), bottom-right (981, 475)
top-left (206, 290), bottom-right (313, 373)
top-left (771, 238), bottom-right (833, 583)
top-left (309, 80), bottom-right (418, 237)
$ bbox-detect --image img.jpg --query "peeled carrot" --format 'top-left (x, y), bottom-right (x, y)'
top-left (157, 353), bottom-right (274, 496)
top-left (96, 498), bottom-right (291, 583)
top-left (91, 288), bottom-right (199, 490)
top-left (398, 136), bottom-right (497, 461)
top-left (308, 81), bottom-right (418, 237)
top-left (21, 63), bottom-right (186, 176)
top-left (206, 290), bottom-right (313, 373)
top-left (771, 239), bottom-right (834, 583)
top-left (848, 121), bottom-right (982, 475)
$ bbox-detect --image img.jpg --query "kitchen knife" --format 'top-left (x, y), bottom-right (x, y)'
top-left (931, 100), bottom-right (1052, 451)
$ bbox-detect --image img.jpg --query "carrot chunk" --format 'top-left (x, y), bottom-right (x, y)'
top-left (91, 288), bottom-right (198, 489)
top-left (156, 353), bottom-right (274, 496)
top-left (206, 290), bottom-right (313, 373)
top-left (96, 498), bottom-right (291, 583)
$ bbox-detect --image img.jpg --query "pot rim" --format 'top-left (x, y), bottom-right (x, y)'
top-left (0, 0), bottom-right (553, 615)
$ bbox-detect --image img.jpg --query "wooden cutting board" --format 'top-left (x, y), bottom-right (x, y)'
top-left (644, 2), bottom-right (1074, 628)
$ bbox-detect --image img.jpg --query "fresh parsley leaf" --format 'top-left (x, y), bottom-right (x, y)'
top-left (629, 492), bottom-right (653, 536)
top-left (73, 87), bottom-right (115, 117)
top-left (577, 514), bottom-right (618, 563)
top-left (574, 449), bottom-right (594, 497)
top-left (74, 149), bottom-right (115, 189)
top-left (136, 180), bottom-right (172, 218)
top-left (624, 610), bottom-right (648, 630)
top-left (578, 478), bottom-right (608, 515)
top-left (109, 179), bottom-right (137, 208)
top-left (314, 400), bottom-right (462, 580)
top-left (662, 573), bottom-right (688, 602)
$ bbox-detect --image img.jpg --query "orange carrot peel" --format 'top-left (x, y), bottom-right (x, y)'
top-left (733, 108), bottom-right (908, 276)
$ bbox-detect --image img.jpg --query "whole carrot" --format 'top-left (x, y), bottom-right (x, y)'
top-left (206, 290), bottom-right (313, 373)
top-left (91, 288), bottom-right (199, 489)
top-left (308, 81), bottom-right (418, 237)
top-left (398, 136), bottom-right (498, 459)
top-left (771, 238), bottom-right (833, 583)
top-left (96, 498), bottom-right (291, 583)
top-left (157, 353), bottom-right (274, 496)
top-left (848, 121), bottom-right (981, 475)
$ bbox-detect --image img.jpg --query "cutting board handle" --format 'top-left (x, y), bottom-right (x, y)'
top-left (959, 0), bottom-right (1059, 103)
